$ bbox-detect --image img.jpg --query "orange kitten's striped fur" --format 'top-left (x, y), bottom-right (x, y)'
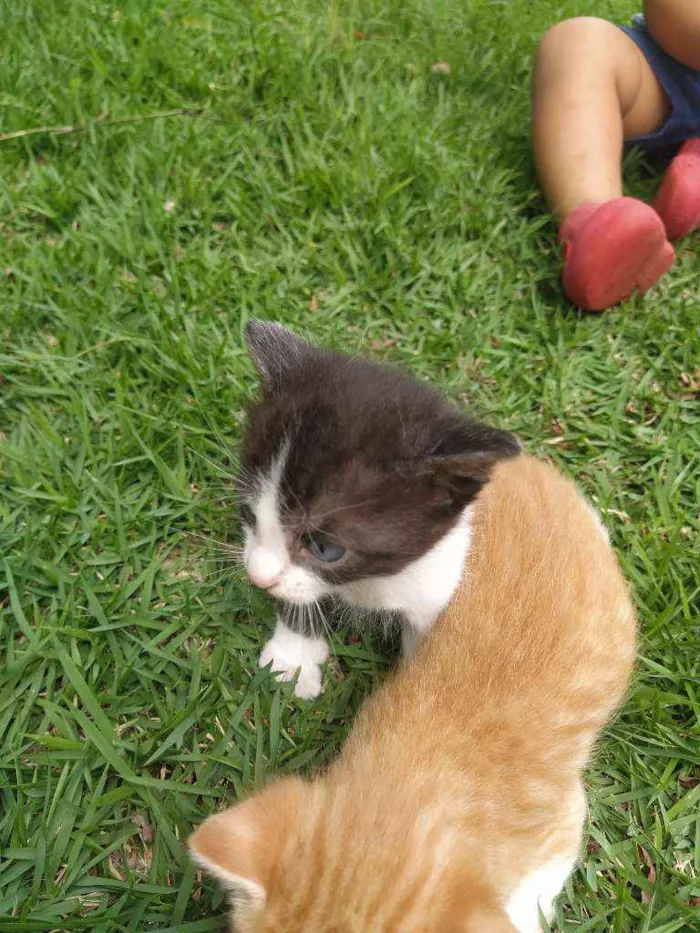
top-left (190, 454), bottom-right (637, 933)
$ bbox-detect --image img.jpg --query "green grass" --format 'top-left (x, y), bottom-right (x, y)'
top-left (0, 0), bottom-right (698, 930)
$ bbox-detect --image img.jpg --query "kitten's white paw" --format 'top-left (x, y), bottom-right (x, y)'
top-left (258, 644), bottom-right (325, 700)
top-left (259, 620), bottom-right (329, 700)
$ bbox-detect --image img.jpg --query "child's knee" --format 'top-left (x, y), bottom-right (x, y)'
top-left (535, 17), bottom-right (621, 77)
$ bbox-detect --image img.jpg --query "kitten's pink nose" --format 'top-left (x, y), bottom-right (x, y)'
top-left (249, 570), bottom-right (282, 590)
top-left (248, 550), bottom-right (284, 590)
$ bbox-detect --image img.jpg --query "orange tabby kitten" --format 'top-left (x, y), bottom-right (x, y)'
top-left (190, 454), bottom-right (637, 933)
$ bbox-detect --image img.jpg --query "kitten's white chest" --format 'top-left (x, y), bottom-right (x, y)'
top-left (336, 507), bottom-right (473, 633)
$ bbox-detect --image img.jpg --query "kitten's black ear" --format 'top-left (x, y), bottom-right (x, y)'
top-left (244, 319), bottom-right (308, 390)
top-left (426, 427), bottom-right (521, 508)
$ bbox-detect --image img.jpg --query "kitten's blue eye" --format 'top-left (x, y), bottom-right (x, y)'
top-left (305, 534), bottom-right (345, 563)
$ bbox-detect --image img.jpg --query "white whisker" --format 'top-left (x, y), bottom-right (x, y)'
top-left (182, 530), bottom-right (242, 554)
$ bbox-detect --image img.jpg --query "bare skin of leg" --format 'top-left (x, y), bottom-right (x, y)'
top-left (533, 17), bottom-right (671, 219)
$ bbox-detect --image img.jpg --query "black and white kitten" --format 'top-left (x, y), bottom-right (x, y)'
top-left (238, 321), bottom-right (520, 698)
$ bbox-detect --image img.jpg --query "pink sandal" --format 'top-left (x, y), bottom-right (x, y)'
top-left (653, 138), bottom-right (700, 240)
top-left (559, 197), bottom-right (675, 311)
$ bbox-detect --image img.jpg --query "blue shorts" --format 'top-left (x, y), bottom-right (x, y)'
top-left (620, 14), bottom-right (700, 153)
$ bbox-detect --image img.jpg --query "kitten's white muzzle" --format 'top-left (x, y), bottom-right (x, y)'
top-left (246, 544), bottom-right (328, 605)
top-left (243, 471), bottom-right (329, 605)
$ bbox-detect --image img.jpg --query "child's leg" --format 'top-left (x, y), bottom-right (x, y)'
top-left (533, 17), bottom-right (668, 218)
top-left (532, 17), bottom-right (676, 310)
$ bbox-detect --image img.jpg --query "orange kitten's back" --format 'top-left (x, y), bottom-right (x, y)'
top-left (191, 454), bottom-right (637, 933)
top-left (346, 453), bottom-right (636, 774)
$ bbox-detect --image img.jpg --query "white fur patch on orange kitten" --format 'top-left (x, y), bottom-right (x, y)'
top-left (191, 455), bottom-right (637, 933)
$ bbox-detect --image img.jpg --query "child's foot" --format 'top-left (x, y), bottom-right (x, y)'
top-left (653, 138), bottom-right (700, 240)
top-left (558, 197), bottom-right (674, 312)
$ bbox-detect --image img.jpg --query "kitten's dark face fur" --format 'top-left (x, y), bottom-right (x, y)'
top-left (238, 321), bottom-right (519, 607)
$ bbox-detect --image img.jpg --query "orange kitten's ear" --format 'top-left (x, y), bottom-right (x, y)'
top-left (189, 777), bottom-right (307, 912)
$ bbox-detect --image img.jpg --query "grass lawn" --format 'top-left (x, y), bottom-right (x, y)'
top-left (1, 0), bottom-right (699, 930)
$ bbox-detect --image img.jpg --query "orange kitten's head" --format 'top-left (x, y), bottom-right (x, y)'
top-left (189, 778), bottom-right (516, 933)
